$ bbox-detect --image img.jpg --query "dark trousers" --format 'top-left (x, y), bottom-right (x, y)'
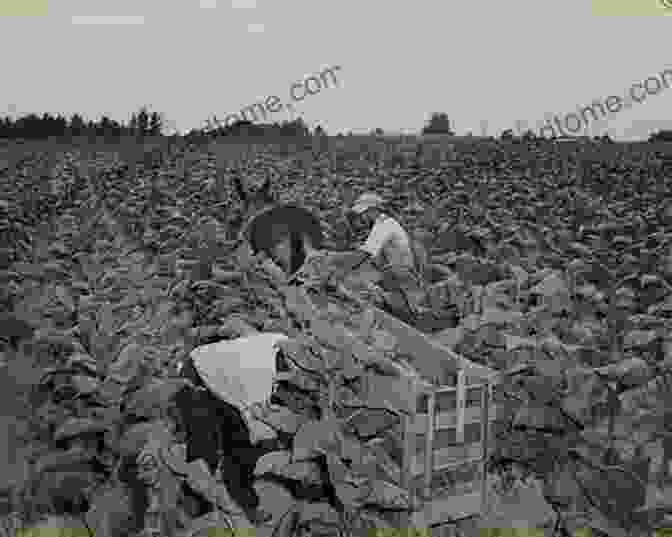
top-left (175, 357), bottom-right (274, 513)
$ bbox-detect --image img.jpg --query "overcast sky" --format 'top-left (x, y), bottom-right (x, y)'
top-left (1, 0), bottom-right (671, 140)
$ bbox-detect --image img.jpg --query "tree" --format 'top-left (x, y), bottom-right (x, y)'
top-left (136, 107), bottom-right (149, 136)
top-left (69, 114), bottom-right (85, 138)
top-left (284, 118), bottom-right (310, 137)
top-left (54, 114), bottom-right (68, 137)
top-left (650, 129), bottom-right (672, 142)
top-left (98, 116), bottom-right (111, 138)
top-left (422, 112), bottom-right (453, 135)
top-left (205, 116), bottom-right (221, 135)
top-left (128, 113), bottom-right (138, 135)
top-left (501, 129), bottom-right (515, 141)
top-left (224, 120), bottom-right (262, 137)
top-left (149, 111), bottom-right (163, 136)
top-left (14, 113), bottom-right (41, 138)
top-left (40, 113), bottom-right (53, 137)
top-left (522, 129), bottom-right (537, 142)
top-left (0, 117), bottom-right (13, 138)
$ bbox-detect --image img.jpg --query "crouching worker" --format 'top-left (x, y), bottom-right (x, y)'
top-left (326, 192), bottom-right (428, 325)
top-left (174, 332), bottom-right (292, 525)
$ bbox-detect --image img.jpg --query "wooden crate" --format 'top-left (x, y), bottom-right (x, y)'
top-left (409, 375), bottom-right (497, 526)
top-left (367, 306), bottom-right (500, 528)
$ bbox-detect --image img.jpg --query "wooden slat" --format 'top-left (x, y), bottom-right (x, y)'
top-left (435, 385), bottom-right (458, 394)
top-left (411, 492), bottom-right (484, 525)
top-left (410, 413), bottom-right (456, 434)
top-left (434, 384), bottom-right (486, 407)
top-left (371, 306), bottom-right (465, 384)
top-left (420, 455), bottom-right (485, 475)
top-left (461, 359), bottom-right (498, 384)
top-left (398, 413), bottom-right (413, 529)
top-left (481, 381), bottom-right (491, 513)
top-left (409, 404), bottom-right (502, 434)
top-left (424, 391), bottom-right (436, 498)
top-left (412, 445), bottom-right (483, 475)
top-left (456, 369), bottom-right (465, 444)
top-left (339, 283), bottom-right (498, 388)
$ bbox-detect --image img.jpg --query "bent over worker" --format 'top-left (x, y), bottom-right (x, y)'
top-left (174, 333), bottom-right (291, 524)
top-left (327, 192), bottom-right (427, 324)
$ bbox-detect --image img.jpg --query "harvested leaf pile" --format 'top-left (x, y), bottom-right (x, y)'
top-left (0, 139), bottom-right (671, 537)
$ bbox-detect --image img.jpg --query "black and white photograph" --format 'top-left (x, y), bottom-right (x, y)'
top-left (0, 1), bottom-right (671, 536)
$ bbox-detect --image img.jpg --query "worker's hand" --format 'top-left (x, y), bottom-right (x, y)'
top-left (324, 269), bottom-right (342, 291)
top-left (137, 443), bottom-right (161, 485)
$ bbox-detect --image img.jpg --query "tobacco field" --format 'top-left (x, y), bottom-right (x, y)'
top-left (0, 136), bottom-right (671, 537)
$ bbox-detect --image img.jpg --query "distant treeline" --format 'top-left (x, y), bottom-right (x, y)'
top-left (0, 105), bottom-right (321, 142)
top-left (0, 107), bottom-right (165, 140)
top-left (1, 105), bottom-right (671, 143)
top-left (195, 118), bottom-right (317, 139)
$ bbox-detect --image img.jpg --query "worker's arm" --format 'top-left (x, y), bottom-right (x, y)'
top-left (324, 249), bottom-right (373, 288)
top-left (326, 218), bottom-right (396, 283)
top-left (337, 249), bottom-right (373, 274)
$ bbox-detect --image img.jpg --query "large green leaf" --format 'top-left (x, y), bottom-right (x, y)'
top-left (85, 484), bottom-right (137, 537)
top-left (253, 479), bottom-right (297, 525)
top-left (107, 342), bottom-right (145, 384)
top-left (124, 378), bottom-right (191, 419)
top-left (292, 417), bottom-right (340, 462)
top-left (54, 418), bottom-right (110, 442)
top-left (254, 450), bottom-right (292, 477)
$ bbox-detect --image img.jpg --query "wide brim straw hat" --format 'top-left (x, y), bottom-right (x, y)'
top-left (350, 192), bottom-right (384, 215)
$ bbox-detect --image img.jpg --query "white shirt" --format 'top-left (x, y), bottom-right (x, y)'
top-left (359, 214), bottom-right (415, 270)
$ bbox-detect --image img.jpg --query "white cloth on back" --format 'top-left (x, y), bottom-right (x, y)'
top-left (189, 332), bottom-right (289, 442)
